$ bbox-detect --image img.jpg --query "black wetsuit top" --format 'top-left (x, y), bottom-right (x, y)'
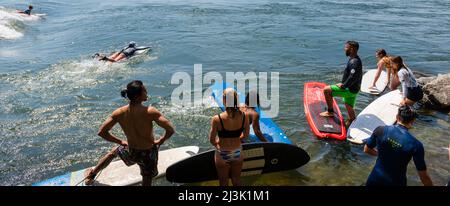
top-left (341, 56), bottom-right (363, 93)
top-left (24, 9), bottom-right (31, 15)
top-left (120, 46), bottom-right (138, 57)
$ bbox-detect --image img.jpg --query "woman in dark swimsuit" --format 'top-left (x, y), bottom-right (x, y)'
top-left (209, 88), bottom-right (250, 186)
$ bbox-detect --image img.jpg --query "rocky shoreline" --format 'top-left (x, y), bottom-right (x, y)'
top-left (416, 72), bottom-right (450, 111)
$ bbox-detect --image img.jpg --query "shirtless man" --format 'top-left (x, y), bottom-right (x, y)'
top-left (84, 80), bottom-right (174, 186)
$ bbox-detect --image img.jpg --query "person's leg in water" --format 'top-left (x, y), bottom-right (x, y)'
top-left (344, 103), bottom-right (356, 127)
top-left (110, 53), bottom-right (126, 62)
top-left (230, 154), bottom-right (243, 186)
top-left (320, 85), bottom-right (335, 117)
top-left (84, 146), bottom-right (119, 185)
top-left (141, 175), bottom-right (152, 186)
top-left (215, 151), bottom-right (231, 186)
top-left (108, 52), bottom-right (121, 60)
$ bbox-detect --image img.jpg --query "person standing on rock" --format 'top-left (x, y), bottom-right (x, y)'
top-left (390, 56), bottom-right (424, 106)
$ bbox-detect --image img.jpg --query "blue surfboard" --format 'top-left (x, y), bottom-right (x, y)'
top-left (209, 82), bottom-right (292, 144)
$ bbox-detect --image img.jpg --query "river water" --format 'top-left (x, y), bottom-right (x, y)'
top-left (0, 0), bottom-right (449, 186)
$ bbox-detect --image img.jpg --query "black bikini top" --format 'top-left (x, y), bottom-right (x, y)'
top-left (217, 113), bottom-right (245, 138)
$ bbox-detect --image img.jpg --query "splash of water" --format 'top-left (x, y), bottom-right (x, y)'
top-left (0, 7), bottom-right (44, 40)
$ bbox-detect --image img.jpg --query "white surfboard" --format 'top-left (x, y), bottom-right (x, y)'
top-left (33, 146), bottom-right (199, 186)
top-left (347, 90), bottom-right (403, 144)
top-left (360, 69), bottom-right (388, 95)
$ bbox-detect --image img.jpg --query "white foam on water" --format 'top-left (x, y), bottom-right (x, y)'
top-left (0, 8), bottom-right (44, 40)
top-left (0, 49), bottom-right (19, 57)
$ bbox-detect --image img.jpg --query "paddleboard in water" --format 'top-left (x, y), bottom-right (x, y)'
top-left (303, 82), bottom-right (346, 140)
top-left (209, 82), bottom-right (292, 144)
top-left (360, 69), bottom-right (388, 95)
top-left (33, 146), bottom-right (199, 186)
top-left (347, 90), bottom-right (403, 144)
top-left (166, 142), bottom-right (310, 183)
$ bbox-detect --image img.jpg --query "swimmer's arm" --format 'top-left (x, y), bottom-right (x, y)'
top-left (364, 126), bottom-right (383, 156)
top-left (252, 113), bottom-right (267, 142)
top-left (240, 114), bottom-right (250, 140)
top-left (386, 63), bottom-right (391, 84)
top-left (98, 112), bottom-right (127, 146)
top-left (418, 170), bottom-right (433, 186)
top-left (413, 142), bottom-right (433, 186)
top-left (390, 73), bottom-right (401, 90)
top-left (209, 117), bottom-right (219, 149)
top-left (150, 108), bottom-right (174, 146)
top-left (364, 145), bottom-right (378, 156)
top-left (372, 60), bottom-right (384, 86)
top-left (136, 46), bottom-right (150, 50)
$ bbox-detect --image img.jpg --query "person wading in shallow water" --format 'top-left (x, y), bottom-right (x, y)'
top-left (319, 41), bottom-right (363, 128)
top-left (84, 80), bottom-right (174, 186)
top-left (364, 105), bottom-right (433, 186)
top-left (209, 88), bottom-right (250, 186)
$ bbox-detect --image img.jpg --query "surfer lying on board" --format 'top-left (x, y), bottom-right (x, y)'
top-left (84, 80), bottom-right (174, 186)
top-left (389, 56), bottom-right (424, 106)
top-left (320, 41), bottom-right (362, 127)
top-left (239, 91), bottom-right (268, 143)
top-left (17, 5), bottom-right (33, 15)
top-left (364, 105), bottom-right (433, 186)
top-left (209, 88), bottom-right (250, 186)
top-left (370, 49), bottom-right (393, 91)
top-left (93, 41), bottom-right (149, 62)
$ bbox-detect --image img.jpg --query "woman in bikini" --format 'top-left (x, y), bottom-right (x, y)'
top-left (209, 88), bottom-right (250, 186)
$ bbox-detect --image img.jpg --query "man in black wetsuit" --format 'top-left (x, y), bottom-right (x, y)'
top-left (94, 41), bottom-right (148, 62)
top-left (319, 41), bottom-right (362, 127)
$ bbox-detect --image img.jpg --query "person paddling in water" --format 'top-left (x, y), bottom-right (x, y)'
top-left (320, 41), bottom-right (363, 127)
top-left (240, 91), bottom-right (268, 143)
top-left (370, 49), bottom-right (393, 91)
top-left (17, 5), bottom-right (33, 15)
top-left (94, 41), bottom-right (149, 62)
top-left (389, 56), bottom-right (423, 106)
top-left (209, 88), bottom-right (250, 186)
top-left (84, 80), bottom-right (174, 186)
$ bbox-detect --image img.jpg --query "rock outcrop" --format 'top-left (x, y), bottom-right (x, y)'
top-left (417, 73), bottom-right (450, 110)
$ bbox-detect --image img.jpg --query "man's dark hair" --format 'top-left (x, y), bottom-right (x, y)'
top-left (398, 105), bottom-right (418, 124)
top-left (346, 41), bottom-right (359, 51)
top-left (121, 80), bottom-right (145, 102)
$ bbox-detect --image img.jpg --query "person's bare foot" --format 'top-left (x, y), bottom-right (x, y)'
top-left (345, 119), bottom-right (355, 128)
top-left (319, 111), bottom-right (334, 117)
top-left (84, 168), bottom-right (96, 186)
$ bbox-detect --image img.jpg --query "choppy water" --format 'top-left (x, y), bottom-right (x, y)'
top-left (0, 0), bottom-right (449, 186)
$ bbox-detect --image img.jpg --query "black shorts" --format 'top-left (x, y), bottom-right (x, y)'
top-left (405, 86), bottom-right (423, 102)
top-left (117, 146), bottom-right (159, 177)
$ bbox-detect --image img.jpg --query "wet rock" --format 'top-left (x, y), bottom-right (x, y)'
top-left (417, 73), bottom-right (450, 110)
